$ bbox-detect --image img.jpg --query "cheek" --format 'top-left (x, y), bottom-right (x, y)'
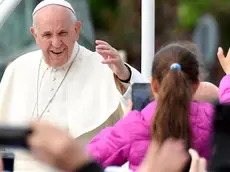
top-left (37, 39), bottom-right (51, 52)
top-left (62, 37), bottom-right (76, 48)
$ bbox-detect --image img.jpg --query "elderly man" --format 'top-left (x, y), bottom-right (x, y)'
top-left (0, 0), bottom-right (147, 171)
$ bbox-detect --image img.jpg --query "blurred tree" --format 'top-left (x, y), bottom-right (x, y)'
top-left (88, 0), bottom-right (230, 81)
top-left (89, 0), bottom-right (141, 70)
top-left (177, 0), bottom-right (230, 84)
top-left (88, 0), bottom-right (119, 30)
top-left (88, 0), bottom-right (179, 71)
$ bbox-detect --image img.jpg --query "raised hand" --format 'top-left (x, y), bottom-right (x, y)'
top-left (95, 40), bottom-right (130, 81)
top-left (217, 47), bottom-right (230, 74)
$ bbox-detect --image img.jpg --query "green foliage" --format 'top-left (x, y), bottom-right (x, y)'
top-left (177, 0), bottom-right (212, 29)
top-left (88, 0), bottom-right (119, 29)
top-left (177, 4), bottom-right (201, 29)
top-left (177, 0), bottom-right (230, 29)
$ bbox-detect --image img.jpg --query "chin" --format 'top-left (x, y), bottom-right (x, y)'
top-left (52, 61), bottom-right (66, 68)
top-left (50, 58), bottom-right (68, 67)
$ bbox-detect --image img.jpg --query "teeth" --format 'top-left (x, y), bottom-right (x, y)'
top-left (52, 50), bottom-right (64, 54)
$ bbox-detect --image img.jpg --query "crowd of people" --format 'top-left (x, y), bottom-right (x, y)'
top-left (0, 0), bottom-right (228, 171)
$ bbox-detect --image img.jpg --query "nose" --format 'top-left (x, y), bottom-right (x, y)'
top-left (51, 36), bottom-right (62, 48)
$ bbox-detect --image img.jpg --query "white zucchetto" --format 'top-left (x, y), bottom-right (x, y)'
top-left (32, 0), bottom-right (76, 16)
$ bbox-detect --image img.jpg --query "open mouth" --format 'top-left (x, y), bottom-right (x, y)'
top-left (51, 49), bottom-right (64, 55)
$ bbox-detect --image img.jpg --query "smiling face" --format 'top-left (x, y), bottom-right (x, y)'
top-left (30, 5), bottom-right (81, 67)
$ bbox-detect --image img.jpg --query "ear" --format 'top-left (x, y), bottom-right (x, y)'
top-left (150, 77), bottom-right (159, 99)
top-left (30, 27), bottom-right (39, 44)
top-left (75, 21), bottom-right (82, 41)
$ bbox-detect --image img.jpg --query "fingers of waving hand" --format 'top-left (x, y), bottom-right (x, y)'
top-left (95, 40), bottom-right (113, 57)
top-left (217, 47), bottom-right (230, 74)
top-left (95, 40), bottom-right (110, 46)
top-left (189, 149), bottom-right (206, 172)
top-left (95, 40), bottom-right (119, 62)
top-left (189, 149), bottom-right (199, 172)
top-left (97, 48), bottom-right (118, 63)
top-left (199, 158), bottom-right (206, 172)
top-left (96, 44), bottom-right (112, 52)
top-left (96, 48), bottom-right (119, 63)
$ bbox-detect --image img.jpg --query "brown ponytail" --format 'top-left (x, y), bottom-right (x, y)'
top-left (151, 43), bottom-right (199, 147)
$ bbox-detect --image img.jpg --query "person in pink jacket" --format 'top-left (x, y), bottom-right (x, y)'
top-left (87, 43), bottom-right (230, 171)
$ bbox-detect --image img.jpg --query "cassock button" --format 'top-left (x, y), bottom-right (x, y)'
top-left (50, 88), bottom-right (54, 91)
top-left (46, 109), bottom-right (50, 113)
top-left (52, 77), bottom-right (56, 81)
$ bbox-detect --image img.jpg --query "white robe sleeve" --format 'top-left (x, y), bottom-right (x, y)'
top-left (118, 64), bottom-right (149, 111)
top-left (0, 63), bottom-right (14, 121)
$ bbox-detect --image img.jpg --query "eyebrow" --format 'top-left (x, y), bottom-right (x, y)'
top-left (59, 30), bottom-right (68, 33)
top-left (41, 30), bottom-right (68, 36)
top-left (41, 31), bottom-right (52, 36)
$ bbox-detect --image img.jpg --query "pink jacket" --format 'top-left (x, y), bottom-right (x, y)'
top-left (87, 75), bottom-right (230, 171)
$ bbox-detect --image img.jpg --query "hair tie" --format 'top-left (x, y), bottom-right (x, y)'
top-left (170, 63), bottom-right (181, 70)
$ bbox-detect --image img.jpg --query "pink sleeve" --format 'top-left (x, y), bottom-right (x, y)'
top-left (86, 110), bottom-right (145, 167)
top-left (219, 75), bottom-right (230, 103)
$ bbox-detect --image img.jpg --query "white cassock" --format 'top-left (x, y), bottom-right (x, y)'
top-left (0, 42), bottom-right (147, 171)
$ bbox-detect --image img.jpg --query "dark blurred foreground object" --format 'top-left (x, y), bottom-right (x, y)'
top-left (75, 162), bottom-right (103, 172)
top-left (0, 125), bottom-right (31, 149)
top-left (209, 103), bottom-right (230, 172)
top-left (183, 155), bottom-right (191, 172)
top-left (0, 151), bottom-right (14, 172)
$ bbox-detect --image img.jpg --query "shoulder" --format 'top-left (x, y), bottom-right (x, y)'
top-left (190, 101), bottom-right (214, 117)
top-left (10, 50), bottom-right (42, 68)
top-left (190, 102), bottom-right (214, 159)
top-left (78, 45), bottom-right (112, 75)
top-left (122, 101), bottom-right (156, 134)
top-left (79, 45), bottom-right (103, 62)
top-left (117, 102), bottom-right (156, 140)
top-left (190, 101), bottom-right (214, 129)
top-left (2, 50), bottom-right (42, 78)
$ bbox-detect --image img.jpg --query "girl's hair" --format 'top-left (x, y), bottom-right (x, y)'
top-left (178, 41), bottom-right (208, 80)
top-left (152, 42), bottom-right (199, 147)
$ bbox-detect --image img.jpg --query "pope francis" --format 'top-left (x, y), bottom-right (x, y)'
top-left (0, 0), bottom-right (147, 171)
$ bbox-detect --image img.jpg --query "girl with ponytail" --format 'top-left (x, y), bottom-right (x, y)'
top-left (87, 43), bottom-right (230, 171)
top-left (151, 43), bottom-right (199, 148)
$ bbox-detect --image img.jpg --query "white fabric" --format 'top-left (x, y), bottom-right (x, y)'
top-left (0, 42), bottom-right (147, 171)
top-left (105, 166), bottom-right (133, 172)
top-left (0, 42), bottom-right (147, 135)
top-left (0, 42), bottom-right (117, 172)
top-left (32, 0), bottom-right (76, 16)
top-left (0, 42), bottom-right (121, 137)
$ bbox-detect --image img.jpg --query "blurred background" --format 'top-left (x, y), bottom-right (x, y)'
top-left (0, 0), bottom-right (229, 85)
